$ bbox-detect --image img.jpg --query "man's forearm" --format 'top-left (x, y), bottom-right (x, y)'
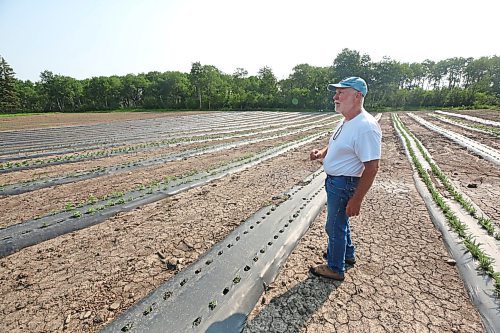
top-left (351, 165), bottom-right (378, 202)
top-left (320, 146), bottom-right (328, 158)
top-left (346, 160), bottom-right (379, 216)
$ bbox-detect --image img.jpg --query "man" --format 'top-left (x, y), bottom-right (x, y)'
top-left (309, 77), bottom-right (382, 281)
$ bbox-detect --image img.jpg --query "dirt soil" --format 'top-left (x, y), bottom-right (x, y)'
top-left (0, 112), bottom-right (489, 332)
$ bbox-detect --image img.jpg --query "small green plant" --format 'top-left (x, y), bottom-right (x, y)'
top-left (64, 202), bottom-right (75, 211)
top-left (88, 194), bottom-right (98, 204)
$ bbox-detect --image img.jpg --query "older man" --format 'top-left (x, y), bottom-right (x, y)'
top-left (309, 77), bottom-right (382, 281)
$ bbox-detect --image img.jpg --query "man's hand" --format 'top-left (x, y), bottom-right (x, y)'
top-left (346, 197), bottom-right (362, 217)
top-left (310, 147), bottom-right (326, 161)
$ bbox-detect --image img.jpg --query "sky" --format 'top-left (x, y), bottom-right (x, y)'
top-left (1, 0), bottom-right (499, 82)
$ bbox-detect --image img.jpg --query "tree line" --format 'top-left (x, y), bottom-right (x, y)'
top-left (0, 48), bottom-right (499, 113)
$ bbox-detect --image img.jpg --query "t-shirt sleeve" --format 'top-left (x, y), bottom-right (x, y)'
top-left (354, 129), bottom-right (382, 162)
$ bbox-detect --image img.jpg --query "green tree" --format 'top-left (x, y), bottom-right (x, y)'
top-left (15, 80), bottom-right (41, 112)
top-left (229, 68), bottom-right (249, 110)
top-left (189, 63), bottom-right (228, 110)
top-left (189, 62), bottom-right (204, 109)
top-left (282, 64), bottom-right (332, 109)
top-left (256, 66), bottom-right (278, 108)
top-left (369, 57), bottom-right (402, 108)
top-left (333, 48), bottom-right (371, 81)
top-left (120, 74), bottom-right (149, 108)
top-left (39, 70), bottom-right (82, 111)
top-left (83, 76), bottom-right (122, 110)
top-left (0, 55), bottom-right (20, 112)
top-left (158, 71), bottom-right (190, 108)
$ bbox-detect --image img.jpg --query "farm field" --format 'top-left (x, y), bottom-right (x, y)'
top-left (0, 110), bottom-right (498, 332)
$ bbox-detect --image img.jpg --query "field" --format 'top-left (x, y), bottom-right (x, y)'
top-left (0, 110), bottom-right (499, 332)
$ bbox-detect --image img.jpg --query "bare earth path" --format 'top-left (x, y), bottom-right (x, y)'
top-left (243, 113), bottom-right (484, 332)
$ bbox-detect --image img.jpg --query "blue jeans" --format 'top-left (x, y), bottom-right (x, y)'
top-left (325, 175), bottom-right (360, 274)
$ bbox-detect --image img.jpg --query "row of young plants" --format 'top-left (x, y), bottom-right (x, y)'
top-left (0, 111), bottom-right (310, 159)
top-left (407, 113), bottom-right (500, 166)
top-left (431, 114), bottom-right (500, 136)
top-left (0, 130), bottom-right (265, 171)
top-left (435, 110), bottom-right (500, 128)
top-left (393, 113), bottom-right (500, 295)
top-left (0, 118), bottom-right (337, 195)
top-left (100, 168), bottom-right (327, 333)
top-left (398, 115), bottom-right (500, 240)
top-left (0, 129), bottom-right (328, 258)
top-left (30, 130), bottom-right (328, 224)
top-left (0, 113), bottom-right (336, 172)
top-left (59, 153), bottom-right (256, 219)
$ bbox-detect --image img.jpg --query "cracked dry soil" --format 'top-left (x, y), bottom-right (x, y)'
top-left (0, 111), bottom-right (491, 333)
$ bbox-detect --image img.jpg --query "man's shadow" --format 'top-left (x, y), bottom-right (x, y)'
top-left (241, 274), bottom-right (339, 333)
top-left (206, 275), bottom-right (338, 333)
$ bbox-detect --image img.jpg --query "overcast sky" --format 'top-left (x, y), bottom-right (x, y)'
top-left (1, 0), bottom-right (499, 82)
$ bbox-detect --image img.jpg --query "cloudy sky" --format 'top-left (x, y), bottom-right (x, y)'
top-left (1, 0), bottom-right (499, 82)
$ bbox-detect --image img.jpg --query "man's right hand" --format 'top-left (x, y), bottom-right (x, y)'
top-left (310, 149), bottom-right (322, 161)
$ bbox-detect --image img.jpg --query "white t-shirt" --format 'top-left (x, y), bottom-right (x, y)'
top-left (323, 109), bottom-right (382, 177)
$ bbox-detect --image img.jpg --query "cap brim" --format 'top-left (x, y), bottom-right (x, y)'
top-left (327, 83), bottom-right (350, 92)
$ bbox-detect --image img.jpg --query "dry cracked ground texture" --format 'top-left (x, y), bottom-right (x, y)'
top-left (0, 113), bottom-right (487, 333)
top-left (0, 136), bottom-right (324, 332)
top-left (243, 115), bottom-right (484, 333)
top-left (400, 113), bottom-right (500, 224)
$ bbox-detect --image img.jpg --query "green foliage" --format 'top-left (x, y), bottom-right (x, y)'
top-left (0, 55), bottom-right (20, 112)
top-left (2, 51), bottom-right (499, 114)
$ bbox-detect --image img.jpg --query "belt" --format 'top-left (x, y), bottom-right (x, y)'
top-left (326, 175), bottom-right (360, 181)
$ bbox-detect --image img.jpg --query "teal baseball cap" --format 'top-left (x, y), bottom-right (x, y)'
top-left (327, 76), bottom-right (368, 96)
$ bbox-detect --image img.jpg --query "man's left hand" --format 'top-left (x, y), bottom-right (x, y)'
top-left (346, 198), bottom-right (362, 217)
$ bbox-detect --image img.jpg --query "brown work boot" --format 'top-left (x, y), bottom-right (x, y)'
top-left (310, 264), bottom-right (345, 281)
